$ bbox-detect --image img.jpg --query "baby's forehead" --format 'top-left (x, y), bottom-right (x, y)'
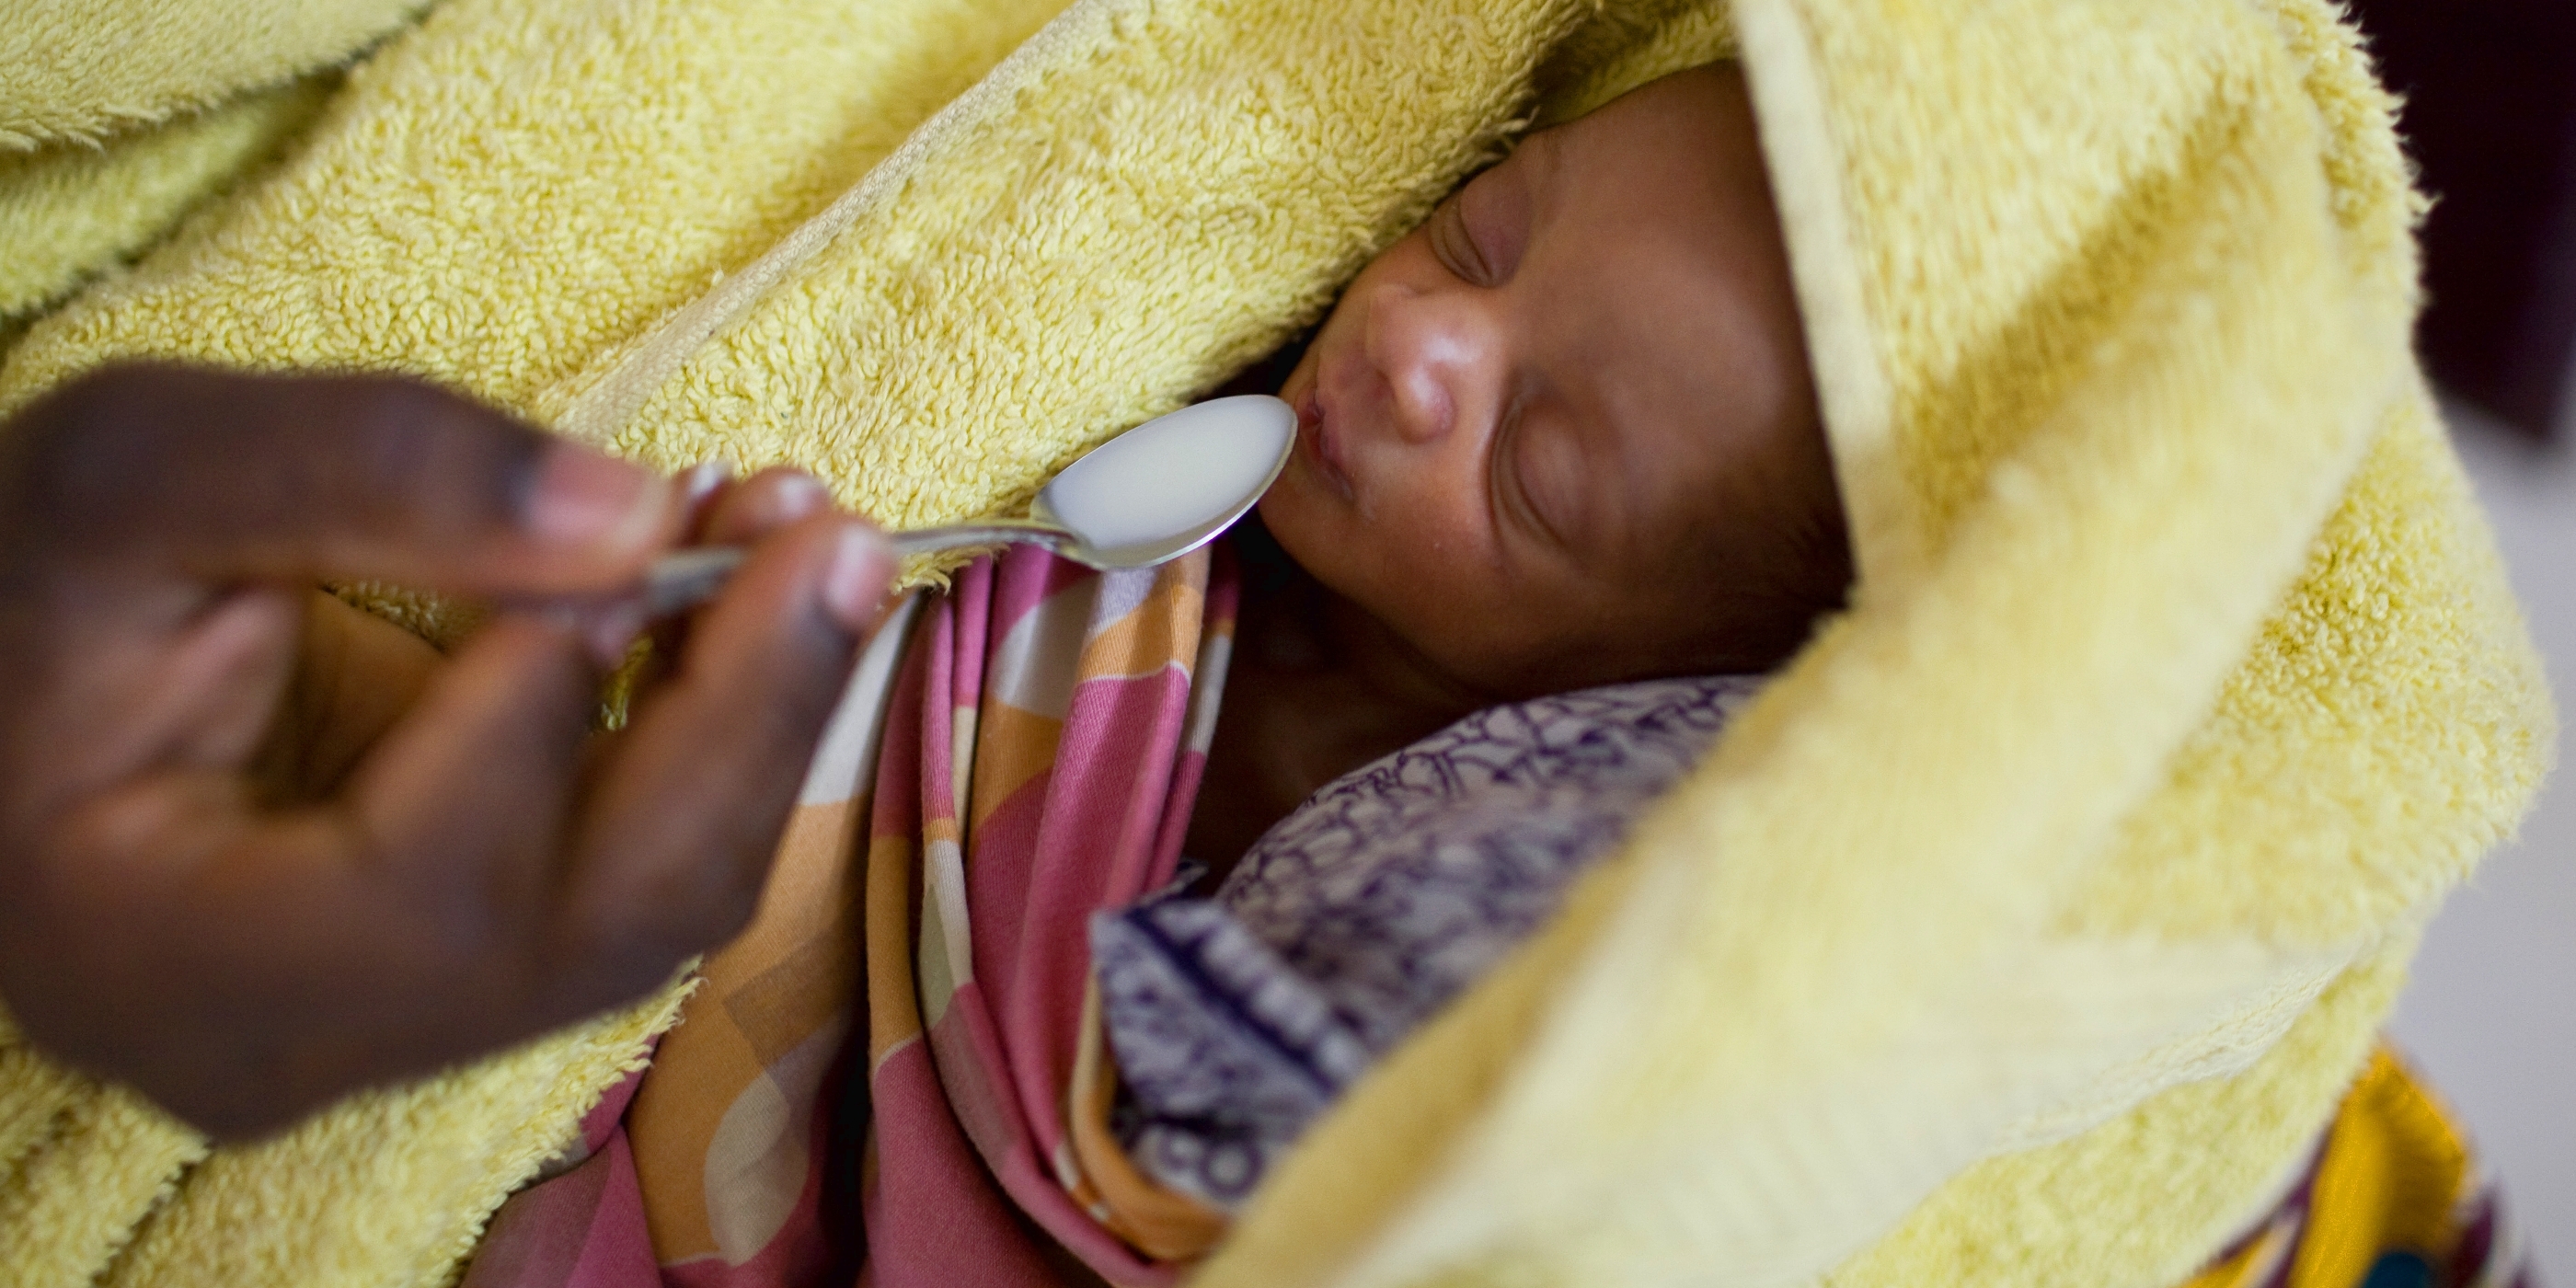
top-left (1529, 67), bottom-right (1766, 190)
top-left (1535, 75), bottom-right (1803, 505)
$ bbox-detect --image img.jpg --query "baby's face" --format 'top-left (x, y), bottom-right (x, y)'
top-left (1261, 65), bottom-right (1832, 696)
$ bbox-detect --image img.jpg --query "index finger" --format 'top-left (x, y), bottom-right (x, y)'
top-left (555, 516), bottom-right (893, 987)
top-left (0, 363), bottom-right (678, 597)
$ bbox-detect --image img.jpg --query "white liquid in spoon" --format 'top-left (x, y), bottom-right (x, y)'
top-left (1041, 396), bottom-right (1296, 556)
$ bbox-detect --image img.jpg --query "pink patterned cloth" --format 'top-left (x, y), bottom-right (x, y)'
top-left (461, 546), bottom-right (1236, 1288)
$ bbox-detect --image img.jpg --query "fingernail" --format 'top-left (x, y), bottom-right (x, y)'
top-left (527, 598), bottom-right (646, 668)
top-left (760, 472), bottom-right (832, 525)
top-left (680, 459), bottom-right (736, 508)
top-left (583, 600), bottom-right (649, 668)
top-left (822, 523), bottom-right (892, 632)
top-left (527, 445), bottom-right (672, 551)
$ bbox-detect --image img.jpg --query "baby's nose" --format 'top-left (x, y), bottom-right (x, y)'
top-left (1368, 285), bottom-right (1500, 445)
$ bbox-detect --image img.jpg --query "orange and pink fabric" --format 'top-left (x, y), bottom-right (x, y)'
top-left (462, 546), bottom-right (1235, 1288)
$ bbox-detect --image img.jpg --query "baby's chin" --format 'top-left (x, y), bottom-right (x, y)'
top-left (1249, 489), bottom-right (1401, 625)
top-left (1254, 431), bottom-right (1352, 547)
top-left (1250, 486), bottom-right (1337, 582)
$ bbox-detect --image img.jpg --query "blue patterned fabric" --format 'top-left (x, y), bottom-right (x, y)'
top-left (1090, 674), bottom-right (1762, 1211)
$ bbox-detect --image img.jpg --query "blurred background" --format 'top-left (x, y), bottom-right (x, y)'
top-left (2345, 0), bottom-right (2574, 1279)
top-left (2397, 408), bottom-right (2574, 1283)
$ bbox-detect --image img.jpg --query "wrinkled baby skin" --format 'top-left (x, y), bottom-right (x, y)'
top-left (1261, 63), bottom-right (1845, 699)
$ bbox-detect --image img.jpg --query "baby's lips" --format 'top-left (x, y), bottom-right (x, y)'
top-left (1294, 386), bottom-right (1356, 498)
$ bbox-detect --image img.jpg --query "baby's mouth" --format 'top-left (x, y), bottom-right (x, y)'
top-left (1295, 385), bottom-right (1356, 500)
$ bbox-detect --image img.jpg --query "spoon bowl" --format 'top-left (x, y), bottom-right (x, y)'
top-left (641, 395), bottom-right (1296, 615)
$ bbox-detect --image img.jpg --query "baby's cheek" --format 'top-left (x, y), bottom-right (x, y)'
top-left (1257, 485), bottom-right (1390, 604)
top-left (1416, 488), bottom-right (1508, 579)
top-left (1375, 500), bottom-right (1524, 632)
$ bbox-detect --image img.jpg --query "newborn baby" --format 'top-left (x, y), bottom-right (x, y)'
top-left (1098, 62), bottom-right (1853, 1218)
top-left (1187, 63), bottom-right (1850, 866)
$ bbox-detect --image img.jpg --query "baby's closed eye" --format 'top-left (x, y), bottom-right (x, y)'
top-left (1434, 164), bottom-right (1534, 289)
top-left (1494, 403), bottom-right (1589, 555)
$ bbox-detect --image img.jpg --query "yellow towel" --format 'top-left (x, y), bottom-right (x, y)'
top-left (0, 3), bottom-right (2549, 1288)
top-left (0, 0), bottom-right (430, 149)
top-left (0, 79), bottom-right (336, 323)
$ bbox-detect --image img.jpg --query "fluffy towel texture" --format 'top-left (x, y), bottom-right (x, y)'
top-left (2096, 1044), bottom-right (2539, 1288)
top-left (0, 80), bottom-right (335, 320)
top-left (0, 1), bottom-right (2549, 1287)
top-left (0, 0), bottom-right (427, 149)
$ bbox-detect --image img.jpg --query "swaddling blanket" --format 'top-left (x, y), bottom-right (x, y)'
top-left (464, 546), bottom-right (1236, 1288)
top-left (1096, 675), bottom-right (1763, 1214)
top-left (0, 0), bottom-right (2554, 1285)
top-left (458, 544), bottom-right (1758, 1284)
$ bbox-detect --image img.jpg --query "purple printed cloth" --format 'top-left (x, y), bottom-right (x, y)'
top-left (1093, 674), bottom-right (1763, 1210)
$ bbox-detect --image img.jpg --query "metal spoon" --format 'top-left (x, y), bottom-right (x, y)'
top-left (639, 395), bottom-right (1296, 616)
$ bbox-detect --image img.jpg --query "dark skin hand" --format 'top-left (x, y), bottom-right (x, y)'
top-left (0, 363), bottom-right (894, 1140)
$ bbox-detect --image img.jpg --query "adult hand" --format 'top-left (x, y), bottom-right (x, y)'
top-left (0, 363), bottom-right (893, 1139)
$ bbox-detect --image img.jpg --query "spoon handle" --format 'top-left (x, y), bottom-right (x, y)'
top-left (639, 520), bottom-right (1070, 617)
top-left (886, 518), bottom-right (1072, 558)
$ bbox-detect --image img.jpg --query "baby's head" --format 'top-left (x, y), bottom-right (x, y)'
top-left (1260, 63), bottom-right (1848, 699)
